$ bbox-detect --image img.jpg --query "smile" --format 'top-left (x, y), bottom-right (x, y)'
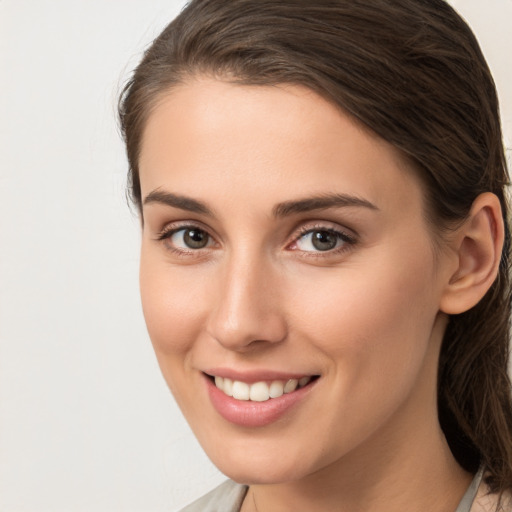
top-left (205, 372), bottom-right (319, 426)
top-left (213, 376), bottom-right (314, 401)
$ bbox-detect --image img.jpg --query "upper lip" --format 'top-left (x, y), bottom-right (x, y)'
top-left (203, 368), bottom-right (318, 383)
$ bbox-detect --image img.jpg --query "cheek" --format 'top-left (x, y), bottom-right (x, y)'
top-left (286, 247), bottom-right (439, 387)
top-left (278, 253), bottom-right (441, 452)
top-left (139, 248), bottom-right (207, 358)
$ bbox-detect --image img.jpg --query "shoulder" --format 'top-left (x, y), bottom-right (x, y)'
top-left (178, 480), bottom-right (248, 512)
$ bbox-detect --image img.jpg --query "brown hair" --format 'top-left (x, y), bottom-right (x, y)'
top-left (119, 0), bottom-right (512, 494)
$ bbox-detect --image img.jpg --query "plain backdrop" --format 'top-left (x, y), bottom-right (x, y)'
top-left (0, 1), bottom-right (511, 511)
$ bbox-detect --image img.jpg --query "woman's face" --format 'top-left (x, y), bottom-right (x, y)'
top-left (138, 79), bottom-right (455, 484)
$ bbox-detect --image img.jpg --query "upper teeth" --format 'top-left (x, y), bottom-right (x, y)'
top-left (214, 376), bottom-right (312, 402)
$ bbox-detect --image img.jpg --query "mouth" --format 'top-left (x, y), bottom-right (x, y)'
top-left (203, 371), bottom-right (320, 427)
top-left (208, 374), bottom-right (318, 402)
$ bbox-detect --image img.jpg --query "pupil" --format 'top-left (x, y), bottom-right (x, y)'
top-left (184, 229), bottom-right (208, 249)
top-left (312, 230), bottom-right (337, 251)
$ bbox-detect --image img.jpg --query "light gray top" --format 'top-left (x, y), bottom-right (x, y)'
top-left (179, 467), bottom-right (485, 512)
top-left (454, 466), bottom-right (484, 512)
top-left (179, 480), bottom-right (248, 512)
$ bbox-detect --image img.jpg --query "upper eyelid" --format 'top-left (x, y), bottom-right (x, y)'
top-left (290, 227), bottom-right (356, 249)
top-left (156, 220), bottom-right (215, 239)
top-left (291, 221), bottom-right (357, 240)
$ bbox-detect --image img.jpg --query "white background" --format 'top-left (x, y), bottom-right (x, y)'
top-left (0, 1), bottom-right (510, 511)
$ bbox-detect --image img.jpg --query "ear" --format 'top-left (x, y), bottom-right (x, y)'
top-left (440, 192), bottom-right (504, 315)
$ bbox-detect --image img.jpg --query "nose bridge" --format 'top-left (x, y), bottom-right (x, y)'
top-left (207, 246), bottom-right (286, 350)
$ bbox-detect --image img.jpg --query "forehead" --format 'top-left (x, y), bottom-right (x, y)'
top-left (139, 78), bottom-right (424, 217)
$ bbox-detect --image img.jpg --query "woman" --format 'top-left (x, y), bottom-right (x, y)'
top-left (118, 0), bottom-right (512, 510)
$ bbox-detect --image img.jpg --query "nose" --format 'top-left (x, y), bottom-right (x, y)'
top-left (206, 252), bottom-right (287, 352)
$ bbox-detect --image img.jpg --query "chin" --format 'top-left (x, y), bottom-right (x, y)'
top-left (203, 438), bottom-right (324, 485)
top-left (218, 461), bottom-right (303, 486)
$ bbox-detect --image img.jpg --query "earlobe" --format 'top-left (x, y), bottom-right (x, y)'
top-left (440, 192), bottom-right (504, 315)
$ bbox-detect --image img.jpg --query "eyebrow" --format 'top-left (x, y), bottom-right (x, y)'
top-left (272, 193), bottom-right (378, 217)
top-left (142, 189), bottom-right (378, 218)
top-left (143, 190), bottom-right (214, 216)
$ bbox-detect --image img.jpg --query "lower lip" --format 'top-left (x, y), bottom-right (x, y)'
top-left (205, 376), bottom-right (317, 427)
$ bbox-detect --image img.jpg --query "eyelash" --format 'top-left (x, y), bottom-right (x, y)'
top-left (156, 223), bottom-right (216, 257)
top-left (155, 222), bottom-right (358, 258)
top-left (290, 224), bottom-right (357, 257)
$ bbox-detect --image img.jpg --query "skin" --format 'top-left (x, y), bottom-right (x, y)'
top-left (138, 78), bottom-right (502, 512)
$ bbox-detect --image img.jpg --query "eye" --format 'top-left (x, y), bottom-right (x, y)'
top-left (293, 228), bottom-right (354, 252)
top-left (158, 226), bottom-right (213, 250)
